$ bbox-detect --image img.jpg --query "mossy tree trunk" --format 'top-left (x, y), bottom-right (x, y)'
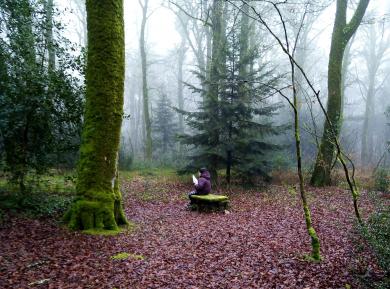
top-left (64, 0), bottom-right (128, 231)
top-left (311, 0), bottom-right (370, 187)
top-left (340, 33), bottom-right (355, 113)
top-left (290, 30), bottom-right (321, 261)
top-left (139, 0), bottom-right (152, 162)
top-left (293, 87), bottom-right (321, 261)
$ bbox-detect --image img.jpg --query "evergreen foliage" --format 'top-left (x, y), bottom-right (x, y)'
top-left (179, 7), bottom-right (284, 183)
top-left (0, 0), bottom-right (84, 192)
top-left (152, 93), bottom-right (179, 160)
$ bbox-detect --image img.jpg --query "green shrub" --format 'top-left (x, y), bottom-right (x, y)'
top-left (360, 202), bottom-right (390, 288)
top-left (374, 169), bottom-right (390, 192)
top-left (362, 206), bottom-right (390, 272)
top-left (0, 191), bottom-right (74, 218)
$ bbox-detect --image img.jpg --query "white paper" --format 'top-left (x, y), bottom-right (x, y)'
top-left (192, 175), bottom-right (198, 185)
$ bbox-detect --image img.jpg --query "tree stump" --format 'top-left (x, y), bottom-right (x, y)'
top-left (189, 194), bottom-right (229, 212)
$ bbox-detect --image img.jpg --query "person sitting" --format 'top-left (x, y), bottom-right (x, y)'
top-left (189, 168), bottom-right (211, 198)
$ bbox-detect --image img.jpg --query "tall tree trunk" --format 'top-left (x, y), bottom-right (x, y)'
top-left (294, 97), bottom-right (321, 260)
top-left (204, 0), bottom-right (212, 99)
top-left (64, 0), bottom-right (128, 231)
top-left (177, 36), bottom-right (187, 155)
top-left (206, 0), bottom-right (224, 181)
top-left (224, 3), bottom-right (250, 185)
top-left (45, 0), bottom-right (55, 71)
top-left (361, 75), bottom-right (375, 165)
top-left (311, 0), bottom-right (370, 187)
top-left (360, 24), bottom-right (389, 165)
top-left (137, 85), bottom-right (144, 155)
top-left (289, 15), bottom-right (321, 261)
top-left (139, 0), bottom-right (152, 161)
top-left (239, 3), bottom-right (249, 94)
top-left (177, 37), bottom-right (186, 134)
top-left (340, 34), bottom-right (355, 111)
top-left (226, 149), bottom-right (232, 185)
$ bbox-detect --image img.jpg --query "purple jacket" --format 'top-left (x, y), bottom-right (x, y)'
top-left (195, 170), bottom-right (211, 195)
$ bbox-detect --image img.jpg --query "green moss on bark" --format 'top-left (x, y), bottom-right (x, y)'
top-left (64, 0), bottom-right (128, 232)
top-left (311, 0), bottom-right (370, 187)
top-left (302, 206), bottom-right (321, 261)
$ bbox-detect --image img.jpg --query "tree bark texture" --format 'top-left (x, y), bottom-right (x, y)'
top-left (45, 0), bottom-right (55, 71)
top-left (206, 0), bottom-right (225, 180)
top-left (139, 0), bottom-right (152, 161)
top-left (311, 0), bottom-right (370, 187)
top-left (64, 0), bottom-right (128, 231)
top-left (177, 36), bottom-right (186, 134)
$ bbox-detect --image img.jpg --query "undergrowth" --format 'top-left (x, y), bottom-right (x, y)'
top-left (0, 191), bottom-right (75, 220)
top-left (357, 191), bottom-right (390, 288)
top-left (0, 172), bottom-right (76, 223)
top-left (373, 169), bottom-right (390, 192)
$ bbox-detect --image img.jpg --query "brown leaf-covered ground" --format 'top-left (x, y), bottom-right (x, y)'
top-left (0, 175), bottom-right (383, 288)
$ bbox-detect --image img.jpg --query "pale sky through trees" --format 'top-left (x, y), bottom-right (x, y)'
top-left (59, 0), bottom-right (389, 59)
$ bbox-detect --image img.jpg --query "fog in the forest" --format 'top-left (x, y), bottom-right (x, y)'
top-left (62, 0), bottom-right (390, 171)
top-left (3, 1), bottom-right (390, 285)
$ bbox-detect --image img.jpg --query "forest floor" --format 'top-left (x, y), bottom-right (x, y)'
top-left (0, 171), bottom-right (386, 288)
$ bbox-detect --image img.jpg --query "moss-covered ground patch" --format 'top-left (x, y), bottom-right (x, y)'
top-left (111, 252), bottom-right (145, 261)
top-left (190, 194), bottom-right (229, 202)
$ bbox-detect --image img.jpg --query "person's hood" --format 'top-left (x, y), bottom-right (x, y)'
top-left (200, 170), bottom-right (210, 180)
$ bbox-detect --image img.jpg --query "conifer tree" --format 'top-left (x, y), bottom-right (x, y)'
top-left (153, 93), bottom-right (178, 157)
top-left (180, 5), bottom-right (283, 184)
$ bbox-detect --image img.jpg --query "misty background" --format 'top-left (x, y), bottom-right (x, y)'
top-left (54, 0), bottom-right (390, 172)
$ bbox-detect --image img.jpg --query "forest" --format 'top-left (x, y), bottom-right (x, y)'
top-left (0, 0), bottom-right (389, 288)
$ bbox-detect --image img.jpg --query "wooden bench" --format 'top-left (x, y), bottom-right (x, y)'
top-left (189, 194), bottom-right (229, 212)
